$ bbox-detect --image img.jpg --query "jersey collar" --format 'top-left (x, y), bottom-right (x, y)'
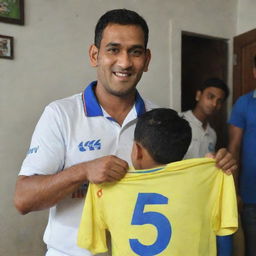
top-left (82, 81), bottom-right (146, 117)
top-left (253, 90), bottom-right (256, 98)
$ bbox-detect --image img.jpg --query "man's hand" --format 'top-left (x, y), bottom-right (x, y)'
top-left (14, 155), bottom-right (128, 214)
top-left (205, 148), bottom-right (237, 175)
top-left (81, 155), bottom-right (129, 184)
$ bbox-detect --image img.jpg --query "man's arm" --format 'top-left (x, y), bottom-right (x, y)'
top-left (227, 125), bottom-right (243, 186)
top-left (14, 155), bottom-right (128, 215)
top-left (217, 235), bottom-right (233, 256)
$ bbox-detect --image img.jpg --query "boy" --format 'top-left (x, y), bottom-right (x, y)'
top-left (78, 108), bottom-right (237, 255)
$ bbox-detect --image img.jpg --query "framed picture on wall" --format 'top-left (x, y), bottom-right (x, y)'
top-left (0, 0), bottom-right (24, 25)
top-left (0, 34), bottom-right (13, 59)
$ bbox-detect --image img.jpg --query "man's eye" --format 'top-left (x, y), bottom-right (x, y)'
top-left (107, 48), bottom-right (119, 54)
top-left (130, 49), bottom-right (143, 56)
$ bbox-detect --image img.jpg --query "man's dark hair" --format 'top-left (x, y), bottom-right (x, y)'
top-left (94, 9), bottom-right (149, 49)
top-left (254, 55), bottom-right (256, 68)
top-left (198, 78), bottom-right (229, 100)
top-left (134, 108), bottom-right (192, 164)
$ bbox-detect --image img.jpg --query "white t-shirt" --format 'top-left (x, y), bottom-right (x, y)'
top-left (19, 81), bottom-right (157, 256)
top-left (181, 110), bottom-right (216, 159)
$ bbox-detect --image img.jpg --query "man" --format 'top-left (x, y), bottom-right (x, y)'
top-left (228, 55), bottom-right (256, 256)
top-left (78, 109), bottom-right (237, 255)
top-left (181, 78), bottom-right (234, 254)
top-left (182, 78), bottom-right (229, 159)
top-left (14, 9), bottom-right (236, 256)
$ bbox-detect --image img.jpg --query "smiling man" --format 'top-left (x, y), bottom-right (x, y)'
top-left (14, 9), bottom-right (236, 256)
top-left (14, 9), bottom-right (156, 256)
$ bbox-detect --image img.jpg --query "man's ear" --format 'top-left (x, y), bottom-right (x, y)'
top-left (89, 44), bottom-right (99, 67)
top-left (195, 90), bottom-right (201, 101)
top-left (253, 67), bottom-right (256, 79)
top-left (143, 49), bottom-right (151, 72)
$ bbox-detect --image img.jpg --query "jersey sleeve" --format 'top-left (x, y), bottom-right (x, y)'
top-left (77, 184), bottom-right (108, 254)
top-left (19, 103), bottom-right (65, 176)
top-left (228, 96), bottom-right (246, 129)
top-left (212, 173), bottom-right (238, 236)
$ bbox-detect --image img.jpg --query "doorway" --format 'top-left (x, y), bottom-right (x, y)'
top-left (181, 32), bottom-right (228, 149)
top-left (233, 28), bottom-right (256, 102)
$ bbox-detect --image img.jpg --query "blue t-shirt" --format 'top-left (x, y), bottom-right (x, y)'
top-left (229, 90), bottom-right (256, 203)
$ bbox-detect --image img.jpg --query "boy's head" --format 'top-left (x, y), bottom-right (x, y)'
top-left (194, 78), bottom-right (229, 117)
top-left (94, 9), bottom-right (149, 49)
top-left (132, 108), bottom-right (192, 169)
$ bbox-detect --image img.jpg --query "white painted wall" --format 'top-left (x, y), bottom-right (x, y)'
top-left (237, 0), bottom-right (256, 34)
top-left (0, 0), bottom-right (238, 255)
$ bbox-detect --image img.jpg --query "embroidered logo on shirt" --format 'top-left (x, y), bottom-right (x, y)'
top-left (208, 142), bottom-right (215, 153)
top-left (27, 146), bottom-right (39, 155)
top-left (78, 139), bottom-right (101, 152)
top-left (72, 183), bottom-right (88, 198)
top-left (97, 188), bottom-right (103, 198)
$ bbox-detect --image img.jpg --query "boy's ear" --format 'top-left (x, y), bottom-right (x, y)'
top-left (132, 142), bottom-right (143, 161)
top-left (89, 44), bottom-right (99, 67)
top-left (131, 142), bottom-right (144, 169)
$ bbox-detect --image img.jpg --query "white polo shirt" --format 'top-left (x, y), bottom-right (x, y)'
top-left (181, 110), bottom-right (216, 159)
top-left (19, 81), bottom-right (157, 256)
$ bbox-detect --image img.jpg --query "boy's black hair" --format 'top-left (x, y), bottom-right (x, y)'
top-left (198, 78), bottom-right (229, 100)
top-left (254, 55), bottom-right (256, 68)
top-left (134, 108), bottom-right (192, 164)
top-left (94, 9), bottom-right (149, 49)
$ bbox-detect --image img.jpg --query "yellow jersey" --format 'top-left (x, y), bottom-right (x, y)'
top-left (78, 158), bottom-right (237, 256)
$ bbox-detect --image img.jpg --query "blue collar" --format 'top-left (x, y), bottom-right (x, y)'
top-left (253, 90), bottom-right (256, 98)
top-left (129, 167), bottom-right (164, 173)
top-left (82, 81), bottom-right (146, 117)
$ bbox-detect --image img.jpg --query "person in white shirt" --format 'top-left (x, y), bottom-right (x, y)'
top-left (14, 10), bottom-right (236, 256)
top-left (181, 78), bottom-right (229, 159)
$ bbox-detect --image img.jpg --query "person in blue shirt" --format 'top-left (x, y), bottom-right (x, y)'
top-left (228, 55), bottom-right (256, 256)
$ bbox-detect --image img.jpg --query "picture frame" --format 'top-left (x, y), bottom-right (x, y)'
top-left (0, 34), bottom-right (14, 59)
top-left (0, 0), bottom-right (24, 25)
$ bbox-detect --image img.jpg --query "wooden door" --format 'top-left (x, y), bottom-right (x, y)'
top-left (182, 32), bottom-right (228, 149)
top-left (233, 29), bottom-right (256, 102)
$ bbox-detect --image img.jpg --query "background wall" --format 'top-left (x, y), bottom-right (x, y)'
top-left (0, 0), bottom-right (242, 255)
top-left (237, 0), bottom-right (256, 34)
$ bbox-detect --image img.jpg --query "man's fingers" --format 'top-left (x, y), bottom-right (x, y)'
top-left (110, 155), bottom-right (129, 170)
top-left (218, 158), bottom-right (236, 170)
top-left (224, 164), bottom-right (238, 176)
top-left (205, 152), bottom-right (215, 159)
top-left (207, 148), bottom-right (237, 175)
top-left (88, 155), bottom-right (129, 184)
top-left (214, 148), bottom-right (230, 162)
top-left (106, 161), bottom-right (129, 181)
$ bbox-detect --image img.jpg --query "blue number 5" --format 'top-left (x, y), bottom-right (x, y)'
top-left (129, 193), bottom-right (172, 255)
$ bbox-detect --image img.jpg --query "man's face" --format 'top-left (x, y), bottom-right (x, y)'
top-left (90, 24), bottom-right (151, 97)
top-left (196, 87), bottom-right (226, 116)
